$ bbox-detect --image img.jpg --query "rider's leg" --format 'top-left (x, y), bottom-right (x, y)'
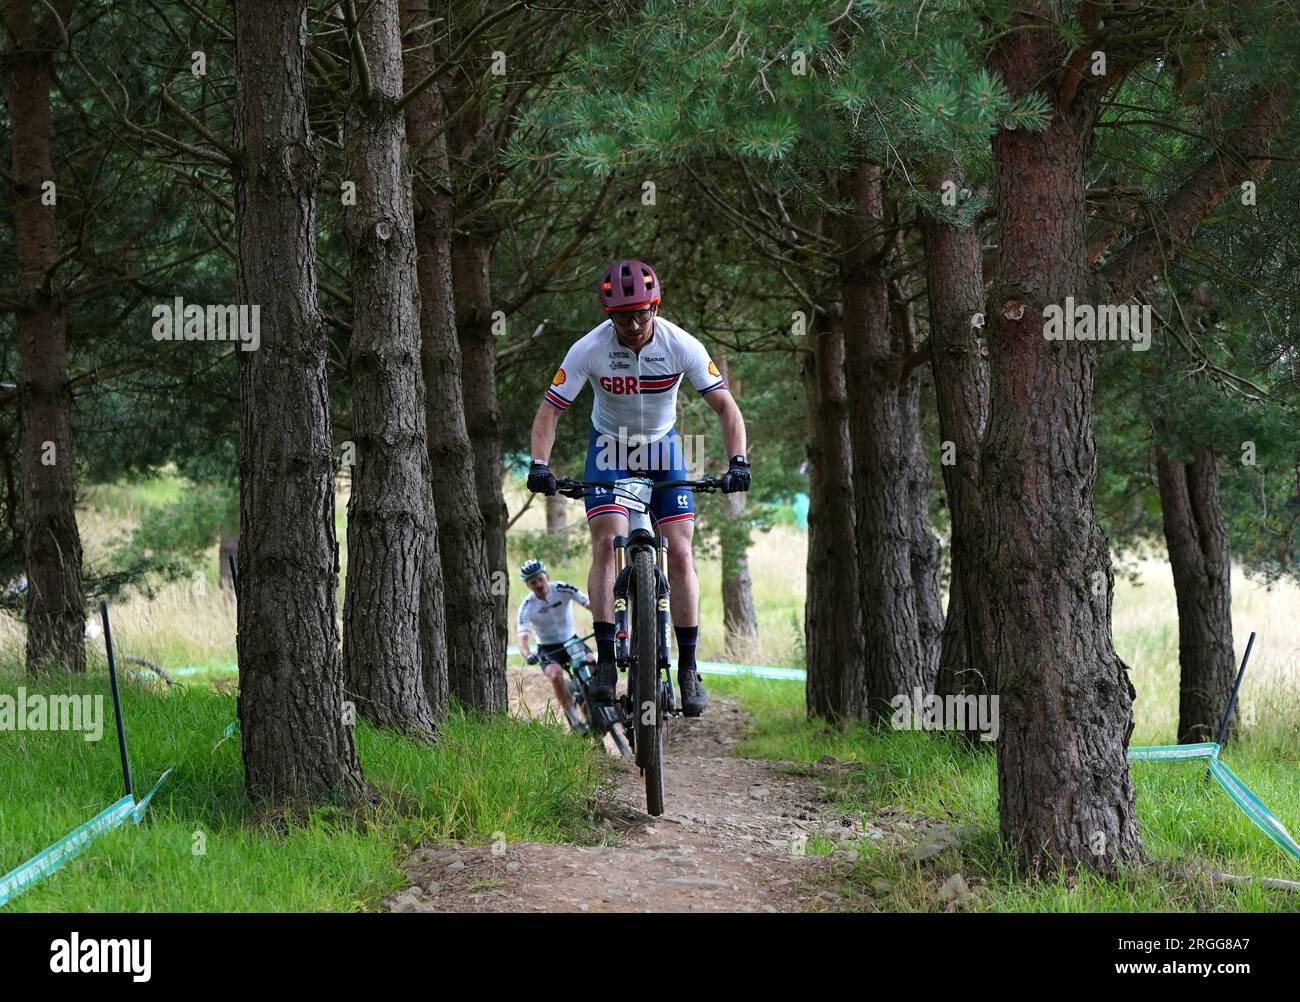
top-left (586, 512), bottom-right (628, 622)
top-left (586, 512), bottom-right (628, 701)
top-left (658, 517), bottom-right (698, 631)
top-left (545, 661), bottom-right (573, 709)
top-left (658, 516), bottom-right (708, 716)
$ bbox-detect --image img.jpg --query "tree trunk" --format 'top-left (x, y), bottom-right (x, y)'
top-left (893, 289), bottom-right (944, 688)
top-left (402, 0), bottom-right (498, 719)
top-left (1156, 446), bottom-right (1236, 744)
top-left (985, 28), bottom-right (1141, 875)
top-left (721, 490), bottom-right (760, 662)
top-left (233, 0), bottom-right (364, 801)
top-left (802, 299), bottom-right (865, 719)
top-left (446, 14), bottom-right (509, 703)
top-left (921, 165), bottom-right (994, 730)
top-left (4, 1), bottom-right (85, 674)
top-left (545, 494), bottom-right (567, 533)
top-left (838, 164), bottom-right (933, 720)
top-left (340, 0), bottom-right (439, 739)
top-left (714, 352), bottom-right (758, 660)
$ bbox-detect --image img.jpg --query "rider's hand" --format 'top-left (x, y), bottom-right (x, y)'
top-left (527, 461), bottom-right (557, 496)
top-left (525, 653), bottom-right (539, 666)
top-left (722, 455), bottom-right (751, 494)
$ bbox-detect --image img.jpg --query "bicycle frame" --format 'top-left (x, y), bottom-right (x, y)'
top-left (550, 473), bottom-right (722, 790)
top-left (603, 480), bottom-right (673, 708)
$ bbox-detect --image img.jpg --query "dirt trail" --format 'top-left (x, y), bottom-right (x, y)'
top-left (388, 667), bottom-right (851, 913)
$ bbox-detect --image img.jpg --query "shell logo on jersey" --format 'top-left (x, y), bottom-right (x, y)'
top-left (552, 367), bottom-right (566, 386)
top-left (707, 360), bottom-right (721, 378)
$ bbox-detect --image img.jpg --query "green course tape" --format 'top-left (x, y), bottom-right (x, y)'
top-left (172, 664), bottom-right (238, 676)
top-left (0, 764), bottom-right (177, 907)
top-left (211, 720), bottom-right (238, 751)
top-left (695, 660), bottom-right (806, 681)
top-left (1129, 742), bottom-right (1300, 862)
top-left (1208, 757), bottom-right (1300, 861)
top-left (130, 767), bottom-right (174, 824)
top-left (1128, 742), bottom-right (1220, 761)
top-left (0, 795), bottom-right (134, 907)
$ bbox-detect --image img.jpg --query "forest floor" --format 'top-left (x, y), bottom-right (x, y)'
top-left (387, 667), bottom-right (868, 912)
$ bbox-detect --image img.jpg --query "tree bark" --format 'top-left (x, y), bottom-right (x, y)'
top-left (802, 298), bottom-right (865, 719)
top-left (447, 6), bottom-right (510, 705)
top-left (1156, 446), bottom-right (1236, 744)
top-left (3, 0), bottom-right (85, 674)
top-left (402, 0), bottom-right (498, 718)
top-left (838, 164), bottom-right (934, 721)
top-left (921, 165), bottom-right (994, 729)
top-left (721, 490), bottom-right (760, 661)
top-left (714, 352), bottom-right (758, 660)
top-left (233, 0), bottom-right (364, 801)
top-left (985, 23), bottom-right (1141, 876)
top-left (893, 289), bottom-right (944, 689)
top-left (340, 0), bottom-right (440, 739)
top-left (985, 11), bottom-right (1286, 877)
top-left (544, 494), bottom-right (567, 533)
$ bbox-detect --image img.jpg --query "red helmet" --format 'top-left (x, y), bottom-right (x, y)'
top-left (598, 259), bottom-right (661, 313)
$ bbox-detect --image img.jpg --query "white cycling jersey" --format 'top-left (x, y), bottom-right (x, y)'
top-left (517, 581), bottom-right (591, 646)
top-left (543, 317), bottom-right (728, 440)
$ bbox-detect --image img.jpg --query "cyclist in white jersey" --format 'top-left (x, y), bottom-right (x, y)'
top-left (516, 559), bottom-right (593, 727)
top-left (526, 259), bottom-right (751, 717)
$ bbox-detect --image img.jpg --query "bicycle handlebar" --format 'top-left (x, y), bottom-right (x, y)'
top-left (554, 476), bottom-right (724, 500)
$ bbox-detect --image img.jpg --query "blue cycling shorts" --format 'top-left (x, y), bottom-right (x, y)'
top-left (582, 426), bottom-right (695, 526)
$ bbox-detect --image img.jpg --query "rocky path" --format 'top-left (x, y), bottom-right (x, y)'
top-left (388, 668), bottom-right (857, 913)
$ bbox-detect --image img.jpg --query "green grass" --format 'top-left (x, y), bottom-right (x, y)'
top-left (1, 668), bottom-right (612, 911)
top-left (706, 673), bottom-right (1300, 912)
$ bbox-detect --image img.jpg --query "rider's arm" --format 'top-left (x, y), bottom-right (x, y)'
top-left (682, 336), bottom-right (747, 459)
top-left (531, 348), bottom-right (590, 464)
top-left (703, 387), bottom-right (747, 460)
top-left (516, 601), bottom-right (533, 659)
top-left (529, 400), bottom-right (561, 465)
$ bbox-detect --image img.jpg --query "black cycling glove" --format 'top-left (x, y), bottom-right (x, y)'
top-left (527, 461), bottom-right (557, 496)
top-left (722, 455), bottom-right (751, 494)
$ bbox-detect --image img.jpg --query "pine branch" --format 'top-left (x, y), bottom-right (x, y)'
top-left (1103, 84), bottom-right (1291, 301)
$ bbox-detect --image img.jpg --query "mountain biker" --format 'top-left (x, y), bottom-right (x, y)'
top-left (526, 258), bottom-right (750, 718)
top-left (516, 559), bottom-right (594, 734)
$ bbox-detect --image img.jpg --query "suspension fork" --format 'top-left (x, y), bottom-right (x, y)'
top-left (656, 533), bottom-right (672, 672)
top-left (610, 532), bottom-right (672, 674)
top-left (612, 535), bottom-right (630, 664)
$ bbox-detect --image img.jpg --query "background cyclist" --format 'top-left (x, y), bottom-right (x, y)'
top-left (516, 559), bottom-right (594, 733)
top-left (525, 258), bottom-right (751, 718)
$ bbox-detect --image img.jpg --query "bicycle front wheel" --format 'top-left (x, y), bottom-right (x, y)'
top-left (632, 547), bottom-right (664, 816)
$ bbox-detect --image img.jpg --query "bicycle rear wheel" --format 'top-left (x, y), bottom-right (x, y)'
top-left (632, 547), bottom-right (664, 816)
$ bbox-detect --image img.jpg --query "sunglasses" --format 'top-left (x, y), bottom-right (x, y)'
top-left (609, 307), bottom-right (656, 327)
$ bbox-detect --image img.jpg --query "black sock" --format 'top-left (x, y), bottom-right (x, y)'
top-left (675, 626), bottom-right (699, 671)
top-left (594, 621), bottom-right (615, 664)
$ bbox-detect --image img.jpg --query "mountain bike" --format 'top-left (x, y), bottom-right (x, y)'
top-left (554, 475), bottom-right (724, 816)
top-left (529, 632), bottom-right (631, 758)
